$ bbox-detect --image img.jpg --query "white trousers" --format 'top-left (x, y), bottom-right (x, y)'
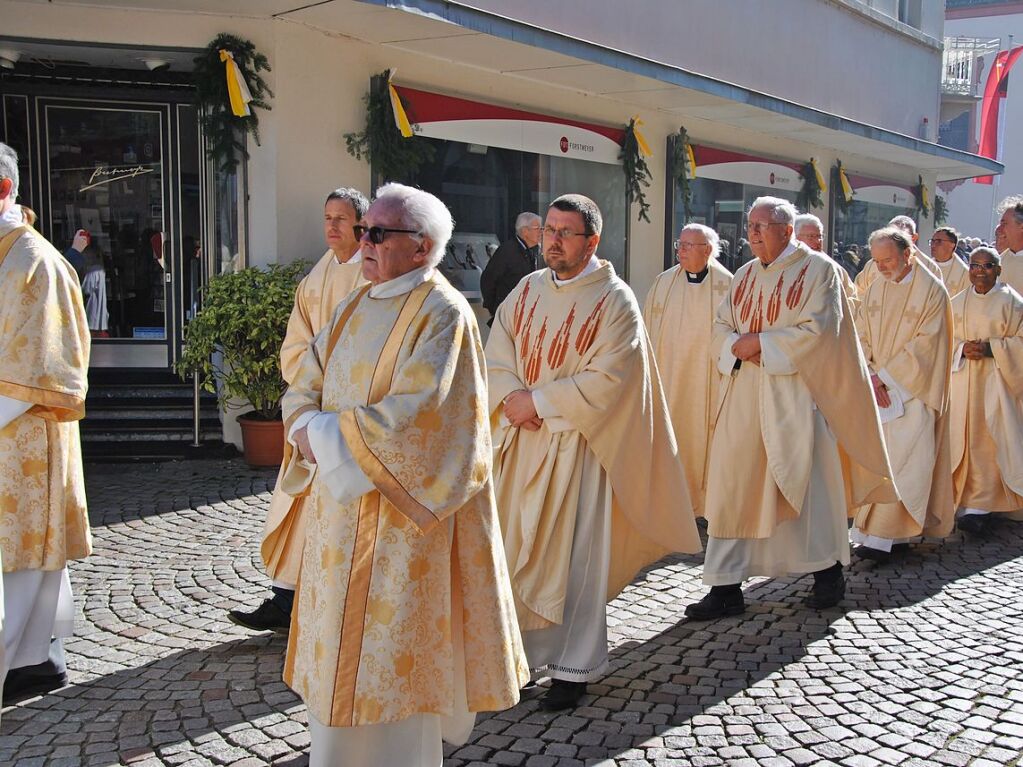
top-left (3, 568), bottom-right (74, 671)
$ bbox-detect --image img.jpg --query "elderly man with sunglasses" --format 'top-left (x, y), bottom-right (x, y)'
top-left (643, 223), bottom-right (733, 519)
top-left (949, 247), bottom-right (1023, 536)
top-left (280, 182), bottom-right (527, 767)
top-left (228, 187), bottom-right (369, 635)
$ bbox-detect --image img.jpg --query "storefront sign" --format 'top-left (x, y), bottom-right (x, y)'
top-left (691, 145), bottom-right (803, 192)
top-left (79, 164), bottom-right (155, 192)
top-left (393, 85), bottom-right (624, 165)
top-left (844, 173), bottom-right (915, 207)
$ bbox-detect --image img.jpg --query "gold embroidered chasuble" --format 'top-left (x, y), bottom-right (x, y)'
top-left (643, 259), bottom-right (733, 516)
top-left (950, 283), bottom-right (1023, 511)
top-left (853, 264), bottom-right (955, 539)
top-left (0, 224), bottom-right (91, 571)
top-left (705, 243), bottom-right (896, 540)
top-left (486, 261), bottom-right (700, 632)
top-left (280, 273), bottom-right (527, 729)
top-left (937, 256), bottom-right (970, 299)
top-left (855, 246), bottom-right (941, 295)
top-left (999, 249), bottom-right (1023, 295)
top-left (261, 249), bottom-right (367, 584)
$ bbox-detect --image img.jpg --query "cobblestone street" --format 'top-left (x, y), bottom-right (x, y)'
top-left (1, 458), bottom-right (1022, 767)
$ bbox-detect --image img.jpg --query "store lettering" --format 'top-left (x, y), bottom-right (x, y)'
top-left (79, 165), bottom-right (154, 192)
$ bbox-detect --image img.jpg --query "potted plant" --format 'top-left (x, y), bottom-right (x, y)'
top-left (177, 261), bottom-right (308, 466)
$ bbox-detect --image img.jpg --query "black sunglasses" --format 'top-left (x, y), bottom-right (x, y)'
top-left (354, 225), bottom-right (420, 244)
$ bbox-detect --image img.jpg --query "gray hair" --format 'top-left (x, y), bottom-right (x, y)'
top-left (325, 187), bottom-right (369, 219)
top-left (750, 196), bottom-right (797, 225)
top-left (678, 223), bottom-right (720, 259)
top-left (869, 226), bottom-right (913, 254)
top-left (549, 194), bottom-right (603, 236)
top-left (793, 213), bottom-right (824, 234)
top-left (970, 246), bottom-right (1001, 265)
top-left (888, 214), bottom-right (917, 235)
top-left (996, 195), bottom-right (1023, 224)
top-left (515, 211), bottom-right (541, 234)
top-left (0, 142), bottom-right (19, 200)
top-left (374, 182), bottom-right (454, 268)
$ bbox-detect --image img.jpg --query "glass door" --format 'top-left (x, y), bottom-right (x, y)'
top-left (40, 99), bottom-right (172, 367)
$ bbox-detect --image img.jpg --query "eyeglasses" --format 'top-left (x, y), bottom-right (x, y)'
top-left (968, 262), bottom-right (998, 270)
top-left (746, 222), bottom-right (787, 234)
top-left (542, 226), bottom-right (590, 241)
top-left (673, 240), bottom-right (708, 251)
top-left (929, 238), bottom-right (953, 245)
top-left (356, 225), bottom-right (420, 244)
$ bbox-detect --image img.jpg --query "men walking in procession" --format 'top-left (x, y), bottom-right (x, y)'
top-left (688, 197), bottom-right (896, 619)
top-left (793, 213), bottom-right (857, 300)
top-left (950, 247), bottom-right (1023, 536)
top-left (0, 142), bottom-right (92, 704)
top-left (228, 187), bottom-right (369, 633)
top-left (855, 214), bottom-right (941, 295)
top-left (930, 226), bottom-right (970, 298)
top-left (996, 196), bottom-right (1023, 293)
top-left (486, 193), bottom-right (701, 711)
top-left (644, 223), bottom-right (733, 517)
top-left (851, 226), bottom-right (955, 561)
top-left (281, 183), bottom-right (527, 767)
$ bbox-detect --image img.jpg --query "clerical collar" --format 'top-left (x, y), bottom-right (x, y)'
top-left (552, 255), bottom-right (600, 286)
top-left (759, 240), bottom-right (798, 269)
top-left (329, 248), bottom-right (362, 266)
top-left (686, 266), bottom-right (709, 283)
top-left (369, 264), bottom-right (434, 298)
top-left (0, 204), bottom-right (23, 234)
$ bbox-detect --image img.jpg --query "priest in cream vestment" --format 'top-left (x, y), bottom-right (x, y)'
top-left (0, 142), bottom-right (91, 705)
top-left (794, 213), bottom-right (857, 301)
top-left (228, 187), bottom-right (368, 635)
top-left (487, 194), bottom-right (701, 711)
top-left (851, 226), bottom-right (955, 560)
top-left (687, 197), bottom-right (896, 619)
top-left (930, 226), bottom-right (970, 298)
top-left (281, 184), bottom-right (527, 767)
top-left (643, 223), bottom-right (732, 517)
top-left (855, 214), bottom-right (940, 295)
top-left (995, 196), bottom-right (1023, 293)
top-left (950, 247), bottom-right (1023, 536)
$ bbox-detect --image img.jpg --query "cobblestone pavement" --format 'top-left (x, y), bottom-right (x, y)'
top-left (2, 458), bottom-right (1023, 767)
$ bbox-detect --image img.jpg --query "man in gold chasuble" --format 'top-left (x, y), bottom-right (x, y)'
top-left (688, 197), bottom-right (896, 619)
top-left (228, 186), bottom-right (369, 634)
top-left (487, 194), bottom-right (701, 712)
top-left (281, 183), bottom-right (527, 767)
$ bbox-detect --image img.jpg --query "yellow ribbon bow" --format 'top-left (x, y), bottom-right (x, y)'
top-left (631, 116), bottom-right (652, 158)
top-left (685, 143), bottom-right (697, 177)
top-left (388, 71), bottom-right (414, 139)
top-left (810, 158), bottom-right (827, 193)
top-left (838, 165), bottom-right (854, 203)
top-left (219, 49), bottom-right (253, 118)
top-left (922, 183), bottom-right (930, 211)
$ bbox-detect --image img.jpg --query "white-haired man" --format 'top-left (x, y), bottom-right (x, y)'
top-left (0, 141), bottom-right (91, 704)
top-left (851, 226), bottom-right (954, 561)
top-left (995, 196), bottom-right (1023, 293)
top-left (643, 223), bottom-right (733, 517)
top-left (281, 183), bottom-right (528, 766)
top-left (229, 187), bottom-right (369, 634)
top-left (486, 193), bottom-right (700, 711)
top-left (794, 213), bottom-right (857, 300)
top-left (687, 197), bottom-right (895, 619)
top-left (855, 214), bottom-right (940, 294)
top-left (481, 211), bottom-right (542, 323)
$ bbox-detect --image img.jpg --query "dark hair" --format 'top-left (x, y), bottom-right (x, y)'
top-left (325, 187), bottom-right (369, 219)
top-left (549, 194), bottom-right (602, 236)
top-left (934, 226), bottom-right (959, 246)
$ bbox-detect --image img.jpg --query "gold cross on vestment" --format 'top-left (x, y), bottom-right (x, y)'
top-left (902, 307), bottom-right (922, 326)
top-left (865, 301), bottom-right (883, 319)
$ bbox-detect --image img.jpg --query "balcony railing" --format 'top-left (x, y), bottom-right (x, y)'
top-left (942, 36), bottom-right (1002, 98)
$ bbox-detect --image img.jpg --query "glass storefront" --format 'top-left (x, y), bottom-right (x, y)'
top-left (831, 175), bottom-right (916, 277)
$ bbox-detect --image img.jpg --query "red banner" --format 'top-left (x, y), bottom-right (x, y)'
top-left (976, 45), bottom-right (1023, 185)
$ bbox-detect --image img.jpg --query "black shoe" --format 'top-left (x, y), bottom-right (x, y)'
top-left (684, 585), bottom-right (746, 620)
top-left (3, 664), bottom-right (68, 706)
top-left (227, 599), bottom-right (291, 634)
top-left (852, 545), bottom-right (891, 563)
top-left (540, 680), bottom-right (587, 711)
top-left (958, 514), bottom-right (992, 536)
top-left (806, 565), bottom-right (845, 609)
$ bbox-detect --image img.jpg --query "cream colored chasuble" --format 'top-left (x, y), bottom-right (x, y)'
top-left (950, 283), bottom-right (1023, 512)
top-left (937, 255), bottom-right (970, 299)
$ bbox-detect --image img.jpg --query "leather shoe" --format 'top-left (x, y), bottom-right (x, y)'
top-left (3, 665), bottom-right (68, 706)
top-left (806, 567), bottom-right (845, 609)
top-left (684, 585), bottom-right (745, 620)
top-left (227, 599), bottom-right (291, 634)
top-left (540, 680), bottom-right (586, 711)
top-left (852, 545), bottom-right (890, 563)
top-left (958, 514), bottom-right (992, 536)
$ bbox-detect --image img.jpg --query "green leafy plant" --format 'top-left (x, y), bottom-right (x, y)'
top-left (935, 194), bottom-right (948, 225)
top-left (621, 117), bottom-right (653, 223)
top-left (671, 126), bottom-right (695, 215)
top-left (193, 33), bottom-right (273, 172)
top-left (796, 159), bottom-right (825, 211)
top-left (176, 262), bottom-right (308, 420)
top-left (344, 70), bottom-right (435, 181)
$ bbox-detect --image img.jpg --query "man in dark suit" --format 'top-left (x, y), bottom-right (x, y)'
top-left (481, 212), bottom-right (541, 322)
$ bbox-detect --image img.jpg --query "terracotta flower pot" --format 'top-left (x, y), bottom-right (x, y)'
top-left (238, 416), bottom-right (285, 467)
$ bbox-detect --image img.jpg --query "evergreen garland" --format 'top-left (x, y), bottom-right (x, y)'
top-left (344, 71), bottom-right (435, 182)
top-left (934, 195), bottom-right (948, 226)
top-left (834, 160), bottom-right (853, 214)
top-left (193, 34), bottom-right (272, 173)
top-left (796, 158), bottom-right (824, 211)
top-left (671, 126), bottom-right (694, 215)
top-left (620, 117), bottom-right (653, 223)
